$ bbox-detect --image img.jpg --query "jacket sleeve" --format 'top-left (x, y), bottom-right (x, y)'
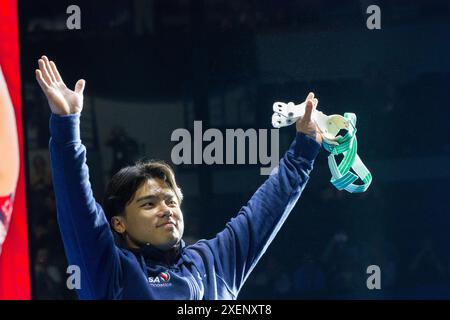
top-left (203, 132), bottom-right (321, 297)
top-left (49, 114), bottom-right (122, 299)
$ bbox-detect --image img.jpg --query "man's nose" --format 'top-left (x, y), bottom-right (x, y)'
top-left (159, 202), bottom-right (173, 217)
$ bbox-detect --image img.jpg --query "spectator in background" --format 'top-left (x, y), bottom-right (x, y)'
top-left (27, 153), bottom-right (70, 299)
top-left (321, 231), bottom-right (361, 296)
top-left (106, 126), bottom-right (139, 178)
top-left (30, 154), bottom-right (52, 192)
top-left (34, 247), bottom-right (64, 299)
top-left (293, 252), bottom-right (326, 297)
top-left (29, 154), bottom-right (54, 230)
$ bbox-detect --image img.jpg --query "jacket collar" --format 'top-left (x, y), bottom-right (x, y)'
top-left (135, 239), bottom-right (186, 267)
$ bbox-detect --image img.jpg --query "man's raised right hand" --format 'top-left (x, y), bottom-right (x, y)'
top-left (35, 55), bottom-right (85, 115)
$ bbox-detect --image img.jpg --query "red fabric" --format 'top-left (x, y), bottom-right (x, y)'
top-left (0, 0), bottom-right (31, 300)
top-left (0, 195), bottom-right (14, 244)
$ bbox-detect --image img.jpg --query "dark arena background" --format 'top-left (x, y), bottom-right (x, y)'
top-left (0, 0), bottom-right (449, 300)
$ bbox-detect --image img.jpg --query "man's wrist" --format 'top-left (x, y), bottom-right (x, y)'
top-left (49, 113), bottom-right (81, 143)
top-left (288, 132), bottom-right (321, 161)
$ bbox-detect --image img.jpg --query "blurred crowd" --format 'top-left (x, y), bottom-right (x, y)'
top-left (20, 0), bottom-right (450, 36)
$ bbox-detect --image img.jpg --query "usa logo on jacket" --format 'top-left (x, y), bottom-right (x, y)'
top-left (148, 271), bottom-right (172, 287)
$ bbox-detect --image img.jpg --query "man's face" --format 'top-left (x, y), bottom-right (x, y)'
top-left (120, 178), bottom-right (184, 251)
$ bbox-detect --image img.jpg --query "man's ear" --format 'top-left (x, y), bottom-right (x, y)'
top-left (111, 215), bottom-right (126, 234)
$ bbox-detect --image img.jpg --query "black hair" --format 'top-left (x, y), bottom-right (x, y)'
top-left (103, 160), bottom-right (183, 244)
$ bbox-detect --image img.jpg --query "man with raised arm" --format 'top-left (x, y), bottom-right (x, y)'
top-left (36, 55), bottom-right (322, 299)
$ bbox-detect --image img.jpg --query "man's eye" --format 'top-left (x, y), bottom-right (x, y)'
top-left (144, 202), bottom-right (154, 207)
top-left (168, 200), bottom-right (177, 206)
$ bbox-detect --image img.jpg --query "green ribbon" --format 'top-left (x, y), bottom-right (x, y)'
top-left (322, 113), bottom-right (372, 193)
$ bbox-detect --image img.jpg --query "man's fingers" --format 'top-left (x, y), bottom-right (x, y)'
top-left (303, 98), bottom-right (314, 122)
top-left (74, 79), bottom-right (85, 95)
top-left (38, 59), bottom-right (52, 85)
top-left (42, 56), bottom-right (57, 83)
top-left (49, 61), bottom-right (63, 83)
top-left (306, 92), bottom-right (314, 101)
top-left (35, 69), bottom-right (50, 92)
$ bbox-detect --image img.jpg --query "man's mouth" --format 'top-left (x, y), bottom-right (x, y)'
top-left (158, 221), bottom-right (176, 228)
